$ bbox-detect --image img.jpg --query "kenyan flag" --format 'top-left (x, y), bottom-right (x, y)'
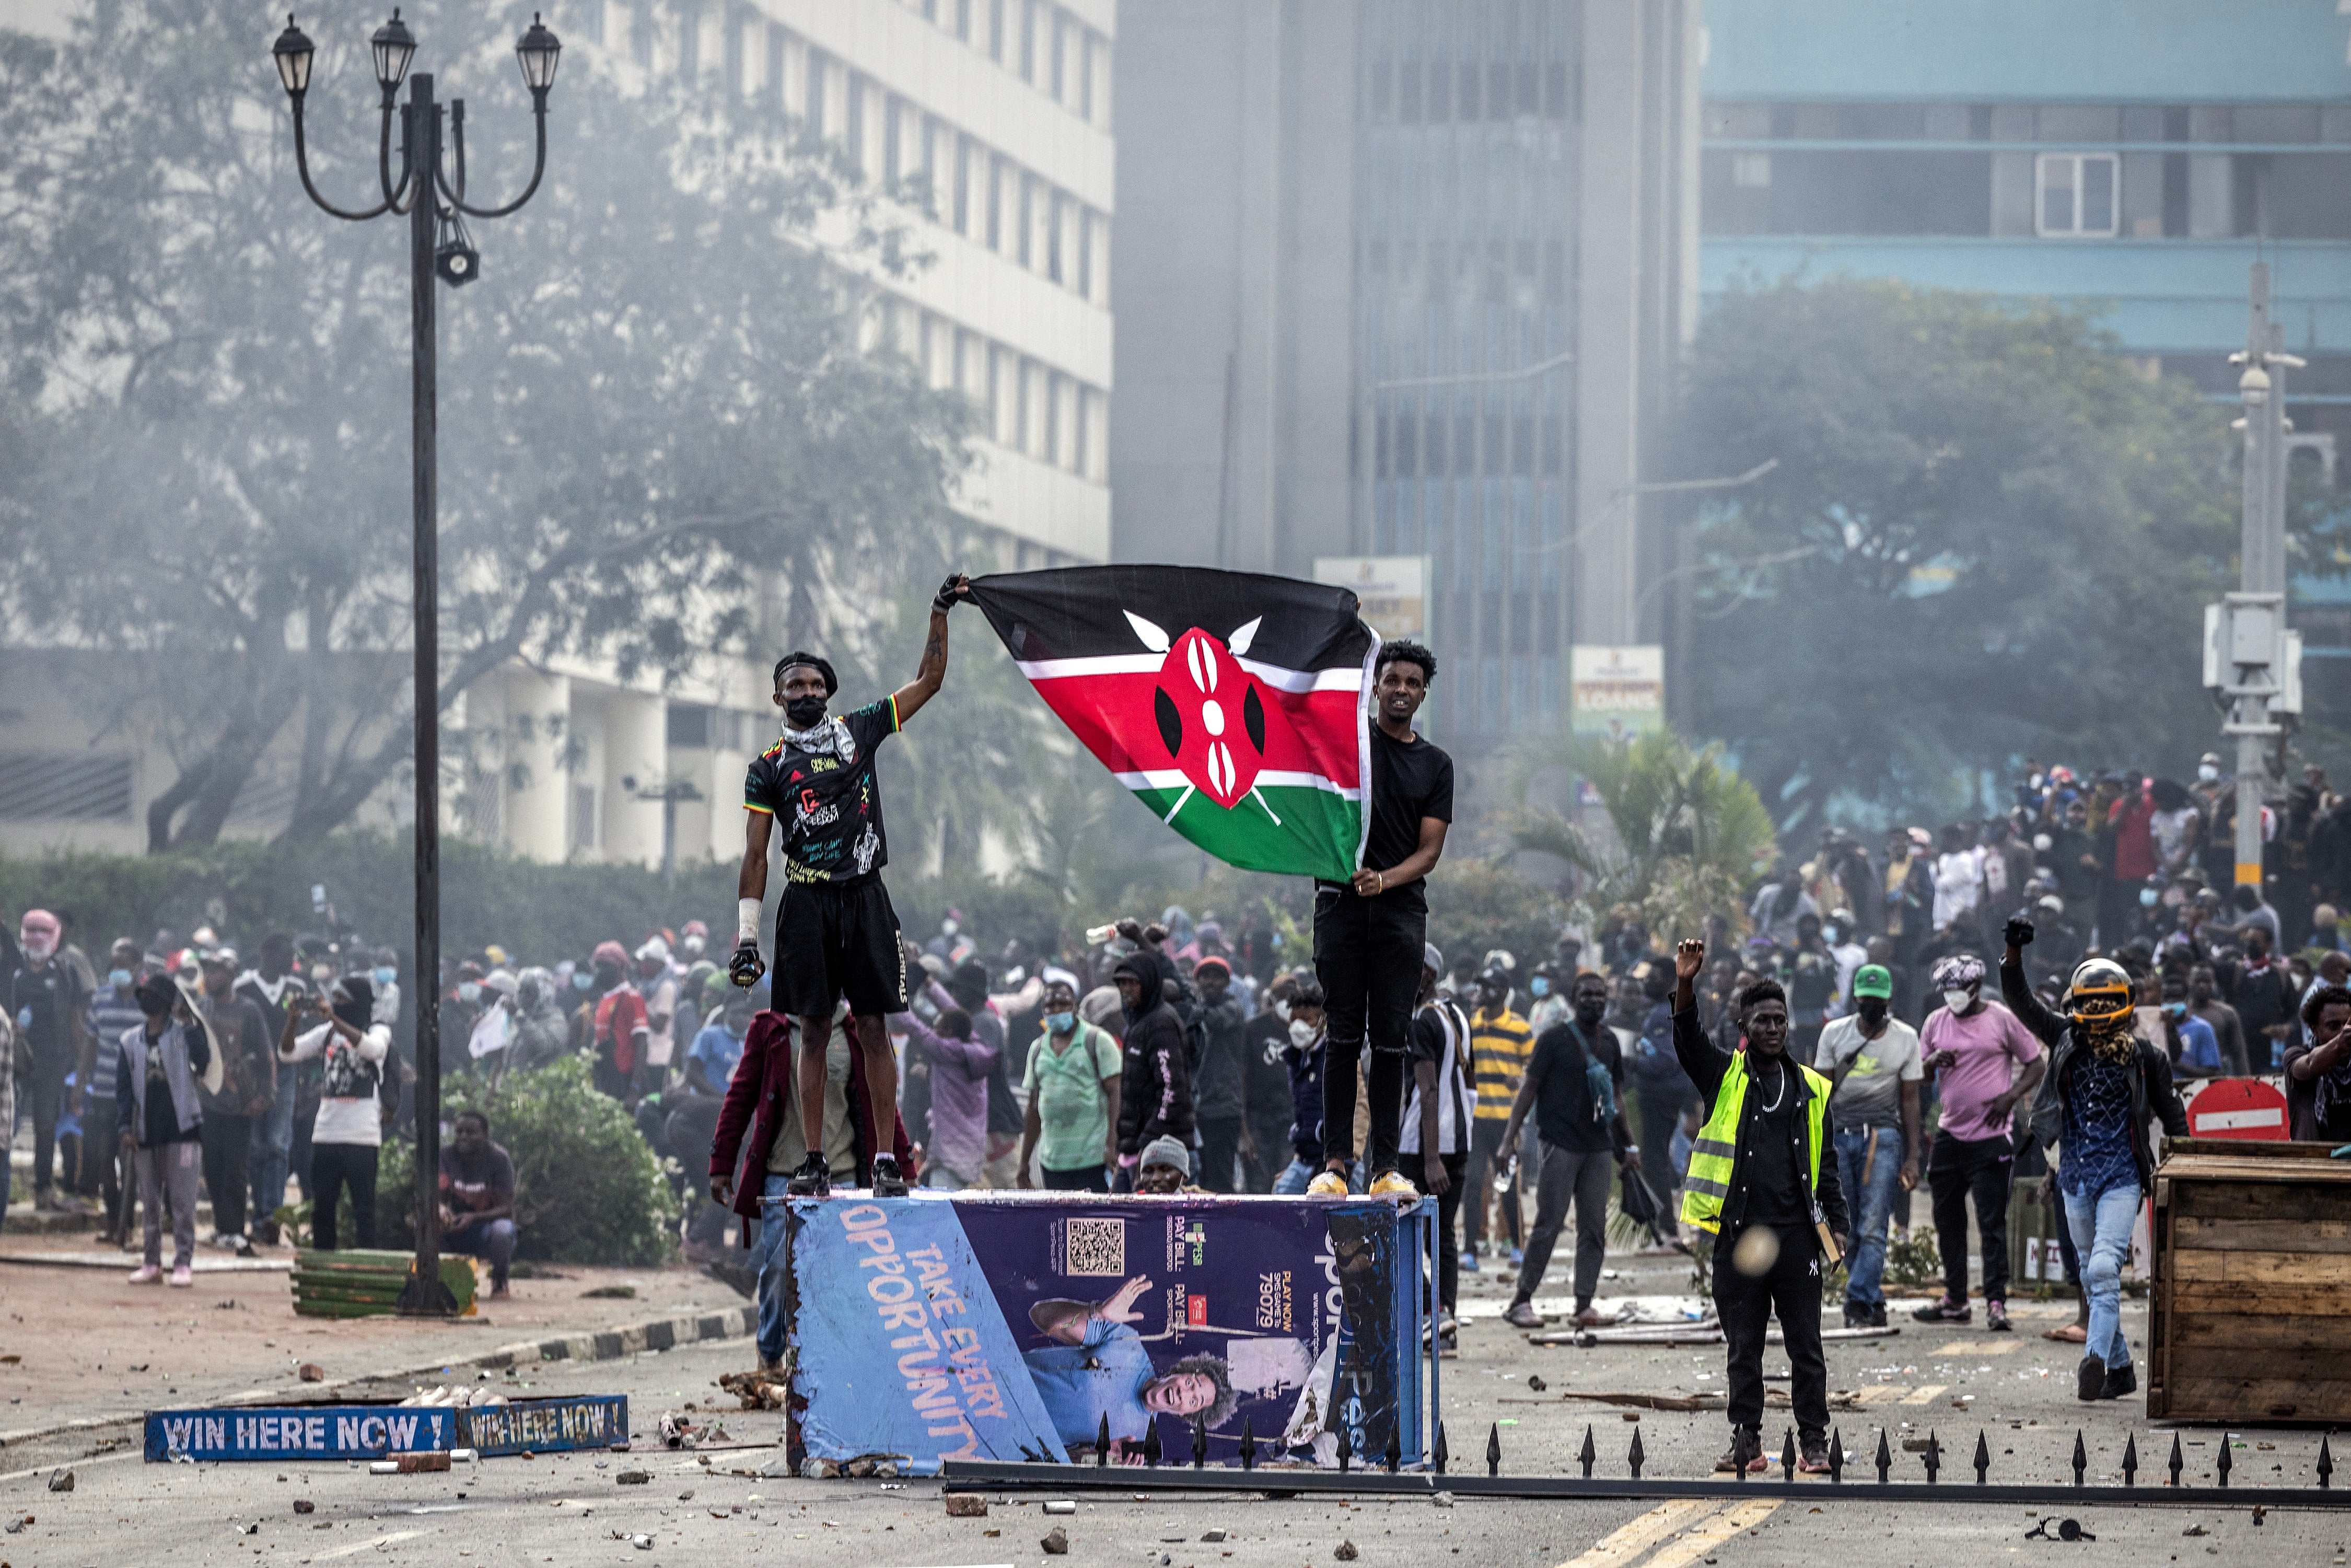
top-left (968, 566), bottom-right (1375, 881)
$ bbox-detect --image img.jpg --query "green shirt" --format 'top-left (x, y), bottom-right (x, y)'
top-left (1022, 1023), bottom-right (1121, 1173)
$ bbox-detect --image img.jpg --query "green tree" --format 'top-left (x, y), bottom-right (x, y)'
top-left (1505, 728), bottom-right (1775, 939)
top-left (0, 0), bottom-right (968, 850)
top-left (1677, 278), bottom-right (2235, 829)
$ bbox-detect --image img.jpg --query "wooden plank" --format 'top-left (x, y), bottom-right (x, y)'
top-left (2171, 1217), bottom-right (2351, 1252)
top-left (2170, 1184), bottom-right (2351, 1222)
top-left (2163, 1346), bottom-right (2347, 1383)
top-left (2167, 1283), bottom-right (2348, 1315)
top-left (2170, 1139), bottom-right (2343, 1162)
top-left (2168, 1249), bottom-right (2351, 1285)
top-left (2162, 1377), bottom-right (2351, 1422)
top-left (2168, 1314), bottom-right (2345, 1351)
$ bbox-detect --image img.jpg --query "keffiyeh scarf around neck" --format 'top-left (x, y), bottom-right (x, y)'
top-left (779, 716), bottom-right (858, 764)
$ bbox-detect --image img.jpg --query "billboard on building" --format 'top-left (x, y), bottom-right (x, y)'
top-left (1569, 645), bottom-right (1666, 739)
top-left (781, 1193), bottom-right (1432, 1474)
top-left (1313, 556), bottom-right (1430, 640)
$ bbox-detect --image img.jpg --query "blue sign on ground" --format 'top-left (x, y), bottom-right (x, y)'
top-left (144, 1395), bottom-right (627, 1461)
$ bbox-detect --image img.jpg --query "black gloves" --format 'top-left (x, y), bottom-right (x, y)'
top-left (729, 937), bottom-right (766, 989)
top-left (2005, 915), bottom-right (2035, 950)
top-left (933, 574), bottom-right (966, 614)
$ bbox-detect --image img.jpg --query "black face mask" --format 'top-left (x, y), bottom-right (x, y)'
top-left (134, 975), bottom-right (178, 1018)
top-left (1572, 995), bottom-right (1608, 1028)
top-left (1857, 997), bottom-right (1889, 1028)
top-left (785, 694), bottom-right (828, 729)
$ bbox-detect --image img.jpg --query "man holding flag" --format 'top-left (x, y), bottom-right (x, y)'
top-left (730, 573), bottom-right (972, 1199)
top-left (962, 568), bottom-right (1449, 1197)
top-left (1306, 642), bottom-right (1452, 1197)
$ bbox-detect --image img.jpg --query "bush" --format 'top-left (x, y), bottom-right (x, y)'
top-left (375, 1057), bottom-right (679, 1267)
top-left (1423, 857), bottom-right (1568, 974)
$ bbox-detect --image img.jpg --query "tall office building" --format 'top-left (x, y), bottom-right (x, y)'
top-left (1111, 0), bottom-right (1700, 754)
top-left (1698, 0), bottom-right (2351, 710)
top-left (0, 0), bottom-right (1117, 864)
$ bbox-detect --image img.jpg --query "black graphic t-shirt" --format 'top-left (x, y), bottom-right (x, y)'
top-left (743, 698), bottom-right (900, 884)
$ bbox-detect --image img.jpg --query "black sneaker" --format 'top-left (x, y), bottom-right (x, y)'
top-left (1912, 1295), bottom-right (1972, 1324)
top-left (2076, 1353), bottom-right (2107, 1402)
top-left (869, 1155), bottom-right (908, 1198)
top-left (1842, 1303), bottom-right (1870, 1329)
top-left (785, 1153), bottom-right (831, 1198)
top-left (1985, 1299), bottom-right (2011, 1332)
top-left (1869, 1303), bottom-right (1889, 1329)
top-left (2100, 1358), bottom-right (2136, 1400)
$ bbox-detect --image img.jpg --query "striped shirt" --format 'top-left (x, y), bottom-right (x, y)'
top-left (1470, 1006), bottom-right (1534, 1122)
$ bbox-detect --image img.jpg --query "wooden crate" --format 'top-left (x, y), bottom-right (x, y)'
top-left (2148, 1139), bottom-right (2351, 1424)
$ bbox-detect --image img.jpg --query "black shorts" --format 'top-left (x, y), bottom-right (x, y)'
top-left (774, 874), bottom-right (907, 1020)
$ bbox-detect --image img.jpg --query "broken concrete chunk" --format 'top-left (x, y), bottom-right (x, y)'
top-left (1041, 1525), bottom-right (1070, 1554)
top-left (1336, 1541), bottom-right (1359, 1561)
top-left (298, 1364), bottom-right (325, 1383)
top-left (945, 1494), bottom-right (988, 1517)
top-left (46, 1471), bottom-right (73, 1493)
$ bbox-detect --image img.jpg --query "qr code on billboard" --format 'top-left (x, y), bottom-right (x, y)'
top-left (1061, 1217), bottom-right (1127, 1277)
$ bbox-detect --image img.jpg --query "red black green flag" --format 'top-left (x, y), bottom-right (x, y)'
top-left (968, 566), bottom-right (1375, 881)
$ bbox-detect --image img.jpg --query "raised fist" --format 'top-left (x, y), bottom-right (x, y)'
top-left (729, 937), bottom-right (766, 989)
top-left (933, 573), bottom-right (971, 613)
top-left (2004, 915), bottom-right (2035, 950)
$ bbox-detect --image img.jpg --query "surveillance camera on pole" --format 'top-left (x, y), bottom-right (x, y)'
top-left (2204, 264), bottom-right (2304, 891)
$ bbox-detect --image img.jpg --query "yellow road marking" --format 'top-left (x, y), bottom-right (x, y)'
top-left (1852, 1384), bottom-right (1908, 1404)
top-left (1641, 1500), bottom-right (1785, 1568)
top-left (1551, 1499), bottom-right (1721, 1568)
top-left (1898, 1384), bottom-right (1948, 1404)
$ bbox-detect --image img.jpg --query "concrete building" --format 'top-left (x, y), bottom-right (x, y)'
top-left (1109, 0), bottom-right (1701, 754)
top-left (0, 0), bottom-right (1115, 865)
top-left (1698, 0), bottom-right (2351, 708)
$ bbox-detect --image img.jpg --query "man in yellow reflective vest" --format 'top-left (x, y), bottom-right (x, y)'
top-left (1672, 937), bottom-right (1849, 1476)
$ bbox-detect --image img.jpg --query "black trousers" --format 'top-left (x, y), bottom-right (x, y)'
top-left (1041, 1163), bottom-right (1110, 1192)
top-left (1410, 1149), bottom-right (1470, 1313)
top-left (25, 1048), bottom-right (70, 1194)
top-left (201, 1113), bottom-right (251, 1238)
top-left (1928, 1130), bottom-right (2015, 1304)
top-left (1197, 1116), bottom-right (1246, 1193)
top-left (1635, 1083), bottom-right (1693, 1230)
top-left (1313, 887), bottom-right (1421, 1176)
top-left (1713, 1221), bottom-right (1829, 1439)
top-left (1463, 1117), bottom-right (1522, 1250)
top-left (309, 1142), bottom-right (379, 1251)
top-left (1513, 1142), bottom-right (1614, 1308)
top-left (1245, 1115), bottom-right (1291, 1193)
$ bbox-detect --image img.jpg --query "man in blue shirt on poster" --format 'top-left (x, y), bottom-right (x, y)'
top-left (1021, 1276), bottom-right (1236, 1457)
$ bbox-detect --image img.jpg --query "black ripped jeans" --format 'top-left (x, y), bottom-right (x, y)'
top-left (1312, 885), bottom-right (1422, 1178)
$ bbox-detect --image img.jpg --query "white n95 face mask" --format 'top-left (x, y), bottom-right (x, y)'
top-left (1942, 989), bottom-right (1972, 1014)
top-left (1288, 1018), bottom-right (1318, 1048)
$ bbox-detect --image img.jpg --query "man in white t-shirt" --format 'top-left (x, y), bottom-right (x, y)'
top-left (1814, 963), bottom-right (1923, 1329)
top-left (634, 937), bottom-right (681, 1095)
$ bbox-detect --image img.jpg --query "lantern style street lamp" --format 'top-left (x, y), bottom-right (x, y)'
top-left (270, 9), bottom-right (560, 1316)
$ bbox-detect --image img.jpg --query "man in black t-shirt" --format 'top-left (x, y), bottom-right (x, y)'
top-left (1308, 641), bottom-right (1453, 1198)
top-left (731, 573), bottom-right (971, 1198)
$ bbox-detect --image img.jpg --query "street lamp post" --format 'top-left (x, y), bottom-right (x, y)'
top-left (270, 9), bottom-right (561, 1316)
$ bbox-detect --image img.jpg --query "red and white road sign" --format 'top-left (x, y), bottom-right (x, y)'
top-left (2182, 1077), bottom-right (2290, 1141)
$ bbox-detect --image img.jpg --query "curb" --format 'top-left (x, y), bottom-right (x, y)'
top-left (0, 1303), bottom-right (756, 1454)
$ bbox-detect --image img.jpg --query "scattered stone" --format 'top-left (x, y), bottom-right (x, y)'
top-left (1042, 1526), bottom-right (1070, 1555)
top-left (394, 1453), bottom-right (450, 1474)
top-left (985, 1528), bottom-right (1002, 1537)
top-left (677, 1490), bottom-right (695, 1502)
top-left (292, 1501), bottom-right (315, 1515)
top-left (1431, 1493), bottom-right (1454, 1508)
top-left (45, 1472), bottom-right (71, 1494)
top-left (795, 1457), bottom-right (837, 1480)
top-left (2183, 1526), bottom-right (2209, 1537)
top-left (297, 1364), bottom-right (325, 1383)
top-left (1527, 1375), bottom-right (1546, 1392)
top-left (614, 1470), bottom-right (650, 1485)
top-left (945, 1494), bottom-right (988, 1517)
top-left (1335, 1540), bottom-right (1359, 1561)
top-left (1201, 1528), bottom-right (1229, 1542)
top-left (237, 1523), bottom-right (259, 1536)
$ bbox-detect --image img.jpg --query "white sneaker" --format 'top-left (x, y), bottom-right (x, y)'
top-left (168, 1264), bottom-right (194, 1287)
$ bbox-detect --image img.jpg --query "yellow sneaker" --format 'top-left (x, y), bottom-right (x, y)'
top-left (1368, 1170), bottom-right (1418, 1199)
top-left (1305, 1170), bottom-right (1349, 1197)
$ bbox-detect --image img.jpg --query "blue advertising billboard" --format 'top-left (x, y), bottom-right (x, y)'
top-left (782, 1193), bottom-right (1433, 1475)
top-left (144, 1396), bottom-right (626, 1461)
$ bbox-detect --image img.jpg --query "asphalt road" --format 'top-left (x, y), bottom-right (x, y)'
top-left (5, 1242), bottom-right (2346, 1568)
